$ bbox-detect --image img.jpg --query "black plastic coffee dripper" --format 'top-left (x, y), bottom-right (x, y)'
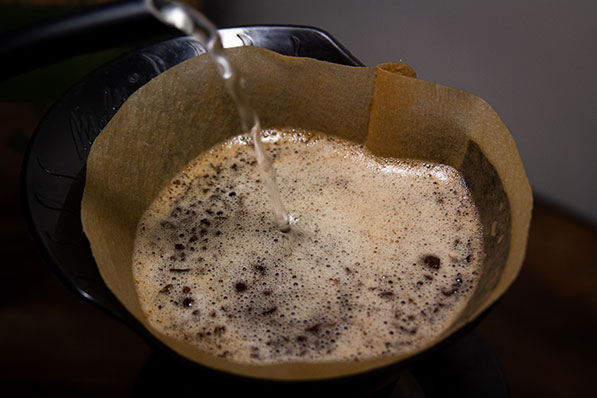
top-left (13, 3), bottom-right (509, 396)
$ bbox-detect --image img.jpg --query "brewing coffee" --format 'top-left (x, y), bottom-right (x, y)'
top-left (133, 130), bottom-right (484, 364)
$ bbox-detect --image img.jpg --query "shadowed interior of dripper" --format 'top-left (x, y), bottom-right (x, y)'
top-left (81, 47), bottom-right (532, 380)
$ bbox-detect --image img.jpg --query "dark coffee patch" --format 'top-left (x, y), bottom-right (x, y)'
top-left (305, 324), bottom-right (321, 334)
top-left (441, 287), bottom-right (458, 297)
top-left (214, 326), bottom-right (226, 336)
top-left (262, 307), bottom-right (277, 315)
top-left (235, 282), bottom-right (247, 292)
top-left (159, 284), bottom-right (172, 294)
top-left (422, 255), bottom-right (440, 269)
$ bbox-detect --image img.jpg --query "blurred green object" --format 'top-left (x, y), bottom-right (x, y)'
top-left (8, 128), bottom-right (30, 155)
top-left (0, 4), bottom-right (119, 102)
top-left (0, 4), bottom-right (174, 102)
top-left (0, 5), bottom-right (78, 34)
top-left (0, 49), bottom-right (126, 101)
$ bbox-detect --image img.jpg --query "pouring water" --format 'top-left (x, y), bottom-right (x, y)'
top-left (145, 0), bottom-right (291, 232)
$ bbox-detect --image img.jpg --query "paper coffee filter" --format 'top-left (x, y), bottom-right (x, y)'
top-left (81, 46), bottom-right (532, 380)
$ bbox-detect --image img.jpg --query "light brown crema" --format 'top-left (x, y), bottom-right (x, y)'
top-left (133, 130), bottom-right (484, 364)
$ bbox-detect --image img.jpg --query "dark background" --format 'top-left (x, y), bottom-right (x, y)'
top-left (1, 0), bottom-right (596, 396)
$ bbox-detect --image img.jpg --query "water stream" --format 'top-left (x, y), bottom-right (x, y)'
top-left (145, 0), bottom-right (291, 232)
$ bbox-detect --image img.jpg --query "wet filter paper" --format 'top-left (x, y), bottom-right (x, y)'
top-left (81, 47), bottom-right (532, 380)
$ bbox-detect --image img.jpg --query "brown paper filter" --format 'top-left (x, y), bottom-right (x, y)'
top-left (81, 47), bottom-right (532, 380)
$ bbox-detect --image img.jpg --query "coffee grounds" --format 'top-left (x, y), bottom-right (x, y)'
top-left (133, 129), bottom-right (484, 364)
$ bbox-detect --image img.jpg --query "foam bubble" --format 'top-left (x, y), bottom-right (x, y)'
top-left (133, 130), bottom-right (484, 364)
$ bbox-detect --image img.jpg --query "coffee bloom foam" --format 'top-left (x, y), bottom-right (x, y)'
top-left (133, 130), bottom-right (484, 364)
